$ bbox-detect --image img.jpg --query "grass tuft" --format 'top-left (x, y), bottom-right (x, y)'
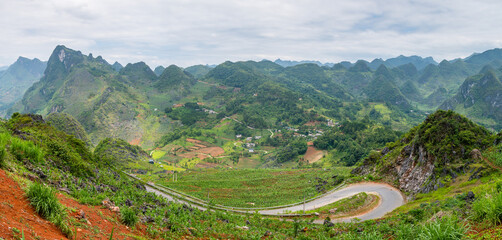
top-left (26, 182), bottom-right (72, 237)
top-left (418, 215), bottom-right (468, 240)
top-left (472, 190), bottom-right (502, 225)
top-left (120, 206), bottom-right (138, 227)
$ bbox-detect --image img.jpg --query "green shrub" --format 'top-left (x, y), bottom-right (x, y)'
top-left (27, 183), bottom-right (62, 219)
top-left (472, 190), bottom-right (502, 225)
top-left (418, 215), bottom-right (468, 240)
top-left (27, 183), bottom-right (71, 237)
top-left (120, 206), bottom-right (138, 227)
top-left (394, 223), bottom-right (418, 240)
top-left (0, 147), bottom-right (5, 168)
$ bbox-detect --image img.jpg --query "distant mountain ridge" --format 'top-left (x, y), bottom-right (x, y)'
top-left (7, 45), bottom-right (502, 151)
top-left (440, 71), bottom-right (502, 129)
top-left (0, 56), bottom-right (46, 114)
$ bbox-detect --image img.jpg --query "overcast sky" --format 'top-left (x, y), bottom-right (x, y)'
top-left (1, 0), bottom-right (502, 68)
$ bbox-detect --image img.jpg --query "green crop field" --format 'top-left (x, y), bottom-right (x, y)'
top-left (140, 167), bottom-right (353, 207)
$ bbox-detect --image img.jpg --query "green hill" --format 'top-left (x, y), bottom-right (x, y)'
top-left (153, 65), bottom-right (165, 76)
top-left (155, 65), bottom-right (196, 92)
top-left (119, 62), bottom-right (157, 86)
top-left (423, 87), bottom-right (449, 107)
top-left (399, 80), bottom-right (422, 102)
top-left (353, 110), bottom-right (493, 194)
top-left (9, 46), bottom-right (173, 147)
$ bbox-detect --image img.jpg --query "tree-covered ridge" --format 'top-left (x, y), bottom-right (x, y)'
top-left (119, 61), bottom-right (157, 85)
top-left (94, 138), bottom-right (149, 167)
top-left (409, 110), bottom-right (492, 162)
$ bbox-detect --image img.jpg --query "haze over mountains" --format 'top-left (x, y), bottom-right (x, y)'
top-left (3, 45), bottom-right (502, 149)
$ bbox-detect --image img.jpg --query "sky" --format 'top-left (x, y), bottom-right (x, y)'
top-left (1, 0), bottom-right (502, 68)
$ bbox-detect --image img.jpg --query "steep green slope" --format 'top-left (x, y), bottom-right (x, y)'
top-left (423, 87), bottom-right (449, 108)
top-left (119, 61), bottom-right (157, 86)
top-left (416, 60), bottom-right (475, 94)
top-left (399, 80), bottom-right (422, 102)
top-left (353, 110), bottom-right (494, 194)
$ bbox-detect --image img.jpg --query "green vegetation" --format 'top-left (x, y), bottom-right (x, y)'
top-left (314, 119), bottom-right (401, 166)
top-left (94, 138), bottom-right (149, 166)
top-left (486, 143), bottom-right (502, 167)
top-left (472, 187), bottom-right (502, 225)
top-left (0, 111), bottom-right (501, 239)
top-left (417, 215), bottom-right (468, 240)
top-left (0, 57), bottom-right (46, 113)
top-left (412, 110), bottom-right (492, 161)
top-left (300, 192), bottom-right (378, 215)
top-left (165, 103), bottom-right (208, 126)
top-left (6, 45), bottom-right (502, 238)
top-left (440, 71), bottom-right (502, 130)
top-left (46, 112), bottom-right (91, 146)
top-left (141, 168), bottom-right (351, 207)
top-left (27, 182), bottom-right (71, 237)
top-left (120, 207), bottom-right (139, 227)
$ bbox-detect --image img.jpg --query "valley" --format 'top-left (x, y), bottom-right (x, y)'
top-left (1, 45), bottom-right (502, 239)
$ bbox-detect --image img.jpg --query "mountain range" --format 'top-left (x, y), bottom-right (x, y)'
top-left (3, 46), bottom-right (502, 149)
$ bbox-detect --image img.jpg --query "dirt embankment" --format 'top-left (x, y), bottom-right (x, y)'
top-left (0, 169), bottom-right (66, 240)
top-left (0, 169), bottom-right (146, 240)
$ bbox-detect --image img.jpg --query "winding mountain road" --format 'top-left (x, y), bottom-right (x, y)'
top-left (144, 181), bottom-right (404, 223)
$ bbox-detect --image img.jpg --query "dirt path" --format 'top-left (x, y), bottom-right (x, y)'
top-left (304, 146), bottom-right (324, 163)
top-left (484, 157), bottom-right (502, 171)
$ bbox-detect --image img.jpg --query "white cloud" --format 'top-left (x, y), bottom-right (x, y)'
top-left (1, 0), bottom-right (502, 67)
